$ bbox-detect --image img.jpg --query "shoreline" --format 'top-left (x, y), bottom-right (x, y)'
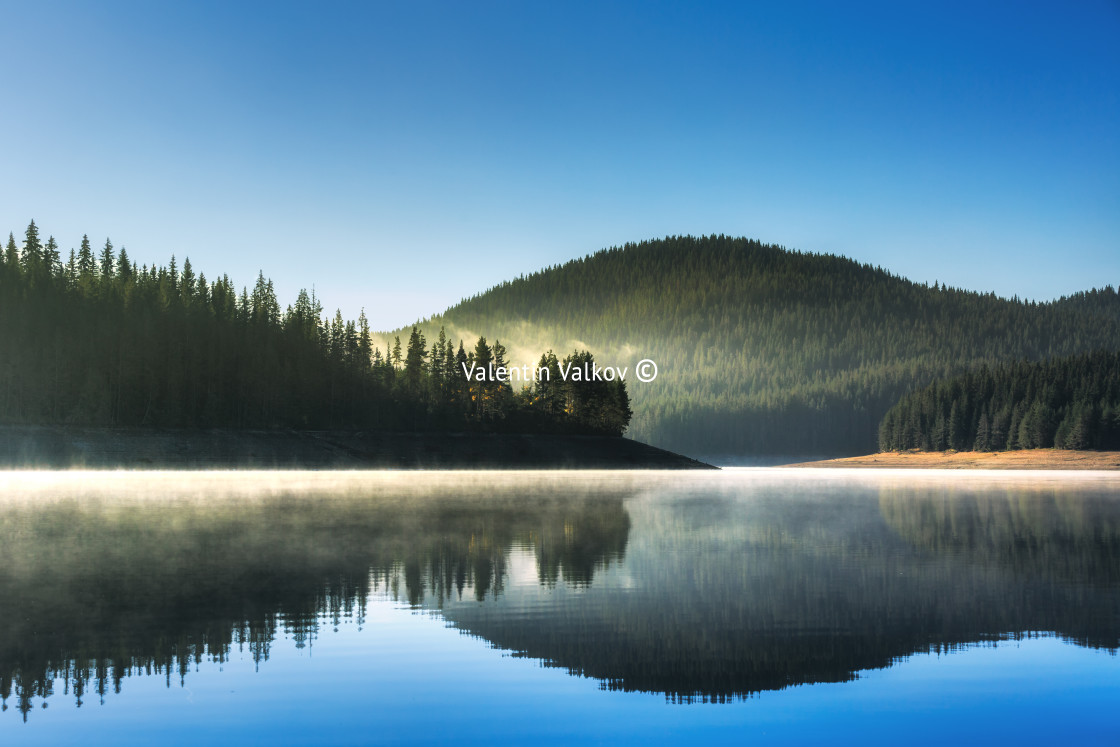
top-left (0, 425), bottom-right (714, 470)
top-left (787, 449), bottom-right (1120, 470)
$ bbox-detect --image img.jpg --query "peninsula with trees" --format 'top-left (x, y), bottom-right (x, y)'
top-left (0, 221), bottom-right (705, 469)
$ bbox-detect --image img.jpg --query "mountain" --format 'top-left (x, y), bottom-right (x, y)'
top-left (392, 235), bottom-right (1120, 455)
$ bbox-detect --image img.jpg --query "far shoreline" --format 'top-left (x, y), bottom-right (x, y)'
top-left (787, 449), bottom-right (1120, 470)
top-left (0, 425), bottom-right (715, 471)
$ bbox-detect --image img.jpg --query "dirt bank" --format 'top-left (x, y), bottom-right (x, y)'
top-left (787, 449), bottom-right (1120, 470)
top-left (0, 426), bottom-right (714, 470)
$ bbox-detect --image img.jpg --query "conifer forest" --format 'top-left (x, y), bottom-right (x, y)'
top-left (4, 224), bottom-right (1119, 454)
top-left (877, 351), bottom-right (1120, 452)
top-left (0, 221), bottom-right (631, 437)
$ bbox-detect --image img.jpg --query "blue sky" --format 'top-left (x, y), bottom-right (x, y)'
top-left (1, 0), bottom-right (1117, 329)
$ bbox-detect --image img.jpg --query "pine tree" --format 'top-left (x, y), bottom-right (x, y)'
top-left (429, 327), bottom-right (447, 397)
top-left (168, 255), bottom-right (179, 295)
top-left (117, 246), bottom-right (132, 282)
top-left (44, 236), bottom-right (61, 278)
top-left (534, 350), bottom-right (562, 414)
top-left (453, 341), bottom-right (469, 407)
top-left (947, 401), bottom-right (965, 450)
top-left (404, 326), bottom-right (428, 395)
top-left (931, 412), bottom-right (947, 451)
top-left (65, 249), bottom-right (78, 288)
top-left (990, 407), bottom-right (1010, 450)
top-left (99, 238), bottom-right (115, 281)
top-left (490, 339), bottom-right (513, 416)
top-left (21, 220), bottom-right (42, 274)
top-left (77, 235), bottom-right (94, 278)
top-left (974, 411), bottom-right (990, 452)
top-left (180, 257), bottom-right (195, 305)
top-left (358, 310), bottom-right (373, 368)
top-left (471, 336), bottom-right (494, 420)
top-left (4, 234), bottom-right (18, 269)
top-left (444, 337), bottom-right (456, 385)
top-left (196, 273), bottom-right (209, 306)
top-left (329, 310), bottom-right (345, 360)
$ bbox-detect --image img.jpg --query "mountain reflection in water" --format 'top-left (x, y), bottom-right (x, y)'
top-left (0, 470), bottom-right (1117, 719)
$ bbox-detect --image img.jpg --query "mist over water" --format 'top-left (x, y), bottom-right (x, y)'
top-left (1, 470), bottom-right (1118, 744)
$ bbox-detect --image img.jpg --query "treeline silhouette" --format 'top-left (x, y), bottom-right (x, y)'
top-left (407, 235), bottom-right (1120, 454)
top-left (878, 351), bottom-right (1120, 451)
top-left (0, 221), bottom-right (630, 436)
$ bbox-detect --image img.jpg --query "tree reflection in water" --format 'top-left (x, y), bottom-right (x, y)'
top-left (0, 472), bottom-right (631, 720)
top-left (0, 471), bottom-right (1117, 717)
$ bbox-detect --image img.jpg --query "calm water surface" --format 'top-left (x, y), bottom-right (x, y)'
top-left (1, 469), bottom-right (1118, 745)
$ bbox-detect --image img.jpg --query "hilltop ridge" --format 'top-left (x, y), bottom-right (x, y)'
top-left (395, 235), bottom-right (1120, 455)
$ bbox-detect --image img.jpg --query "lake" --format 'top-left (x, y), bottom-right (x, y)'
top-left (1, 469), bottom-right (1118, 745)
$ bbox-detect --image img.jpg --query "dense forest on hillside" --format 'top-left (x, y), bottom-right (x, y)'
top-left (0, 221), bottom-right (631, 436)
top-left (878, 351), bottom-right (1120, 452)
top-left (404, 235), bottom-right (1120, 454)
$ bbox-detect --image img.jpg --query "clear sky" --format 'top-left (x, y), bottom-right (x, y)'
top-left (1, 0), bottom-right (1117, 329)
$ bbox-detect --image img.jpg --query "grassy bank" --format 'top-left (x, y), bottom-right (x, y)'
top-left (788, 449), bottom-right (1120, 470)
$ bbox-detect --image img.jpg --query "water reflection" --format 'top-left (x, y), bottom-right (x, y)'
top-left (0, 472), bottom-right (631, 720)
top-left (0, 471), bottom-right (1117, 718)
top-left (435, 474), bottom-right (1120, 702)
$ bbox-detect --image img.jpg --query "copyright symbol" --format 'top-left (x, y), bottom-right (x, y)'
top-left (635, 359), bottom-right (658, 383)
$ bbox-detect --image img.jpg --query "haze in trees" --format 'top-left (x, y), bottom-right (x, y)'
top-left (407, 235), bottom-right (1120, 455)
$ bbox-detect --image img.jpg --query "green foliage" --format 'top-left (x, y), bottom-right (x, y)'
top-left (0, 222), bottom-right (631, 437)
top-left (403, 235), bottom-right (1120, 454)
top-left (878, 351), bottom-right (1120, 451)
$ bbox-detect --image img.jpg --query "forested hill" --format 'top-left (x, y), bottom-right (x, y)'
top-left (1050, 287), bottom-right (1120, 323)
top-left (398, 235), bottom-right (1120, 455)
